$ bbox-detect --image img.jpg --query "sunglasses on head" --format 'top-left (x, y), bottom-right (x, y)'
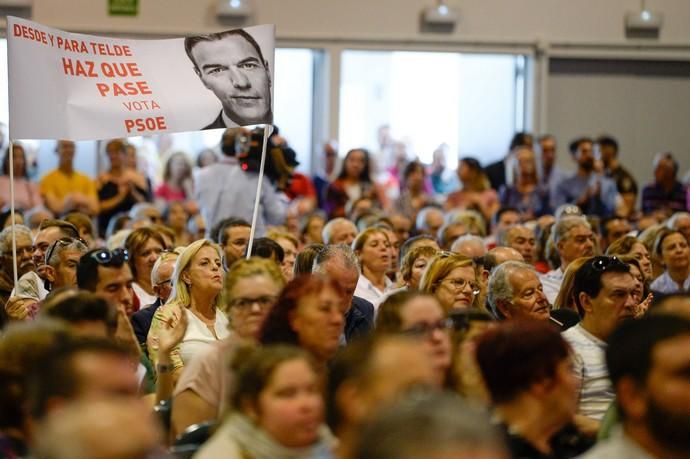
top-left (89, 248), bottom-right (129, 266)
top-left (589, 256), bottom-right (627, 272)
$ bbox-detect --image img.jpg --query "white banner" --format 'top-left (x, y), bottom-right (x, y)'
top-left (7, 17), bottom-right (275, 140)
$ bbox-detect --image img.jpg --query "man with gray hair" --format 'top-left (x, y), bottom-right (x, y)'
top-left (354, 392), bottom-right (506, 459)
top-left (540, 215), bottom-right (595, 304)
top-left (497, 224), bottom-right (537, 264)
top-left (322, 218), bottom-right (358, 246)
top-left (313, 244), bottom-right (373, 342)
top-left (0, 225), bottom-right (36, 321)
top-left (488, 261), bottom-right (550, 322)
top-left (415, 206), bottom-right (444, 237)
top-left (667, 211), bottom-right (690, 243)
top-left (450, 234), bottom-right (486, 258)
top-left (131, 250), bottom-right (179, 346)
top-left (42, 237), bottom-right (88, 290)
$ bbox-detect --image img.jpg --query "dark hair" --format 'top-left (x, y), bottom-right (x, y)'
top-left (0, 369), bottom-right (23, 429)
top-left (460, 157), bottom-right (482, 173)
top-left (509, 132), bottom-right (534, 150)
top-left (38, 219), bottom-right (80, 239)
top-left (573, 256), bottom-right (630, 316)
top-left (104, 212), bottom-right (131, 240)
top-left (596, 135), bottom-right (619, 154)
top-left (294, 243), bottom-right (324, 277)
top-left (27, 336), bottom-right (130, 419)
top-left (230, 345), bottom-right (316, 412)
top-left (2, 144), bottom-right (28, 178)
top-left (63, 212), bottom-right (95, 240)
top-left (569, 137), bottom-right (594, 155)
top-left (375, 290), bottom-right (428, 334)
top-left (0, 209), bottom-right (22, 228)
top-left (211, 217), bottom-right (251, 245)
top-left (184, 29), bottom-right (268, 72)
top-left (259, 275), bottom-right (342, 346)
top-left (248, 237), bottom-right (284, 263)
top-left (475, 320), bottom-right (570, 404)
top-left (402, 160), bottom-right (425, 183)
top-left (77, 249), bottom-right (128, 292)
top-left (492, 206), bottom-right (520, 229)
top-left (606, 315), bottom-right (690, 406)
top-left (41, 290), bottom-right (117, 335)
top-left (600, 216), bottom-right (625, 240)
top-left (337, 148), bottom-right (372, 183)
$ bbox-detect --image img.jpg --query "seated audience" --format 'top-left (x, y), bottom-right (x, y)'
top-left (650, 228), bottom-right (690, 293)
top-left (321, 217), bottom-right (358, 245)
top-left (212, 217), bottom-right (251, 269)
top-left (476, 320), bottom-right (592, 458)
top-left (641, 152), bottom-right (687, 217)
top-left (499, 224), bottom-right (537, 265)
top-left (293, 243), bottom-right (324, 277)
top-left (376, 290), bottom-right (452, 386)
top-left (353, 227), bottom-right (394, 306)
top-left (563, 256), bottom-right (637, 434)
top-left (148, 240), bottom-right (228, 379)
top-left (195, 345), bottom-right (335, 459)
top-left (582, 315), bottom-right (690, 458)
top-left (606, 235), bottom-right (653, 280)
top-left (420, 252), bottom-right (480, 312)
top-left (124, 227), bottom-right (167, 310)
top-left (414, 205), bottom-right (444, 237)
top-left (260, 275), bottom-right (346, 367)
top-left (398, 245), bottom-right (437, 291)
top-left (172, 257), bottom-right (284, 436)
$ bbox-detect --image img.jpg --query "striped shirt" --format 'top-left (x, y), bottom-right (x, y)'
top-left (562, 324), bottom-right (613, 420)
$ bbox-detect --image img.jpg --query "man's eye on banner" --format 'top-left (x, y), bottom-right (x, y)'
top-left (184, 29), bottom-right (273, 130)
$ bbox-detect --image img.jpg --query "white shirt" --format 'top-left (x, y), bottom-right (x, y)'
top-left (179, 309), bottom-right (230, 366)
top-left (132, 282), bottom-right (157, 308)
top-left (562, 324), bottom-right (613, 420)
top-left (540, 268), bottom-right (564, 305)
top-left (354, 274), bottom-right (394, 310)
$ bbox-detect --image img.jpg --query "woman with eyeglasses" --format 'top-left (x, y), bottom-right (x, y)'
top-left (148, 239), bottom-right (228, 381)
top-left (420, 252), bottom-right (480, 313)
top-left (172, 257), bottom-right (285, 437)
top-left (650, 228), bottom-right (690, 294)
top-left (376, 290), bottom-right (452, 387)
top-left (195, 345), bottom-right (334, 459)
top-left (260, 275), bottom-right (346, 368)
top-left (124, 227), bottom-right (167, 310)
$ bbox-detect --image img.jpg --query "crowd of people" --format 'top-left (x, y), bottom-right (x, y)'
top-left (0, 128), bottom-right (689, 459)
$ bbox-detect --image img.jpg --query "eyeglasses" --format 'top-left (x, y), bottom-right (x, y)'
top-left (590, 256), bottom-right (626, 272)
top-left (440, 277), bottom-right (480, 295)
top-left (88, 248), bottom-right (129, 266)
top-left (45, 237), bottom-right (87, 265)
top-left (230, 295), bottom-right (276, 309)
top-left (401, 318), bottom-right (454, 338)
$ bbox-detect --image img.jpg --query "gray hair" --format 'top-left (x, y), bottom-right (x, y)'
top-left (667, 212), bottom-right (690, 230)
top-left (47, 239), bottom-right (88, 267)
top-left (354, 392), bottom-right (504, 459)
top-left (322, 218), bottom-right (355, 245)
top-left (415, 206), bottom-right (443, 232)
top-left (0, 225), bottom-right (32, 256)
top-left (128, 203), bottom-right (159, 221)
top-left (496, 224), bottom-right (525, 247)
top-left (551, 215), bottom-right (590, 246)
top-left (487, 261), bottom-right (534, 320)
top-left (450, 234), bottom-right (484, 254)
top-left (312, 244), bottom-right (360, 275)
top-left (150, 251), bottom-right (179, 285)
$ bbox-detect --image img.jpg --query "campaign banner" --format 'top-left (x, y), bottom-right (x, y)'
top-left (7, 17), bottom-right (275, 140)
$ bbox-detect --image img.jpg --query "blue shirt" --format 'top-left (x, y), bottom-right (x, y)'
top-left (650, 270), bottom-right (690, 294)
top-left (552, 172), bottom-right (618, 217)
top-left (194, 158), bottom-right (288, 237)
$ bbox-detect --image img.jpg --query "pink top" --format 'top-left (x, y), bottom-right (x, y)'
top-left (154, 182), bottom-right (186, 202)
top-left (0, 176), bottom-right (43, 210)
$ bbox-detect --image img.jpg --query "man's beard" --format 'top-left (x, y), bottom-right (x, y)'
top-left (580, 159), bottom-right (594, 172)
top-left (646, 393), bottom-right (690, 453)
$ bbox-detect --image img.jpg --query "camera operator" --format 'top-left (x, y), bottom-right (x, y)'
top-left (195, 128), bottom-right (289, 237)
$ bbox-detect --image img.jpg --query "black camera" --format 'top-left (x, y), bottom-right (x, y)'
top-left (235, 127), bottom-right (298, 191)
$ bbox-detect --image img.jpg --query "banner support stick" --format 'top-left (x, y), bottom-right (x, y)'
top-left (8, 140), bottom-right (18, 286)
top-left (246, 124), bottom-right (273, 259)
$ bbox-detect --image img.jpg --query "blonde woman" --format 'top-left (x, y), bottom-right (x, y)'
top-left (419, 252), bottom-right (481, 312)
top-left (148, 239), bottom-right (228, 380)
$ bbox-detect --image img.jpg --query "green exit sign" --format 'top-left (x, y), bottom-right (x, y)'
top-left (109, 0), bottom-right (139, 16)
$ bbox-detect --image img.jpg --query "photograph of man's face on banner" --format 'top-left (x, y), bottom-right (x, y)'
top-left (184, 29), bottom-right (273, 129)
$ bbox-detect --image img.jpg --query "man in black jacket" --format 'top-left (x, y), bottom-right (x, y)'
top-left (485, 132), bottom-right (534, 190)
top-left (313, 244), bottom-right (374, 343)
